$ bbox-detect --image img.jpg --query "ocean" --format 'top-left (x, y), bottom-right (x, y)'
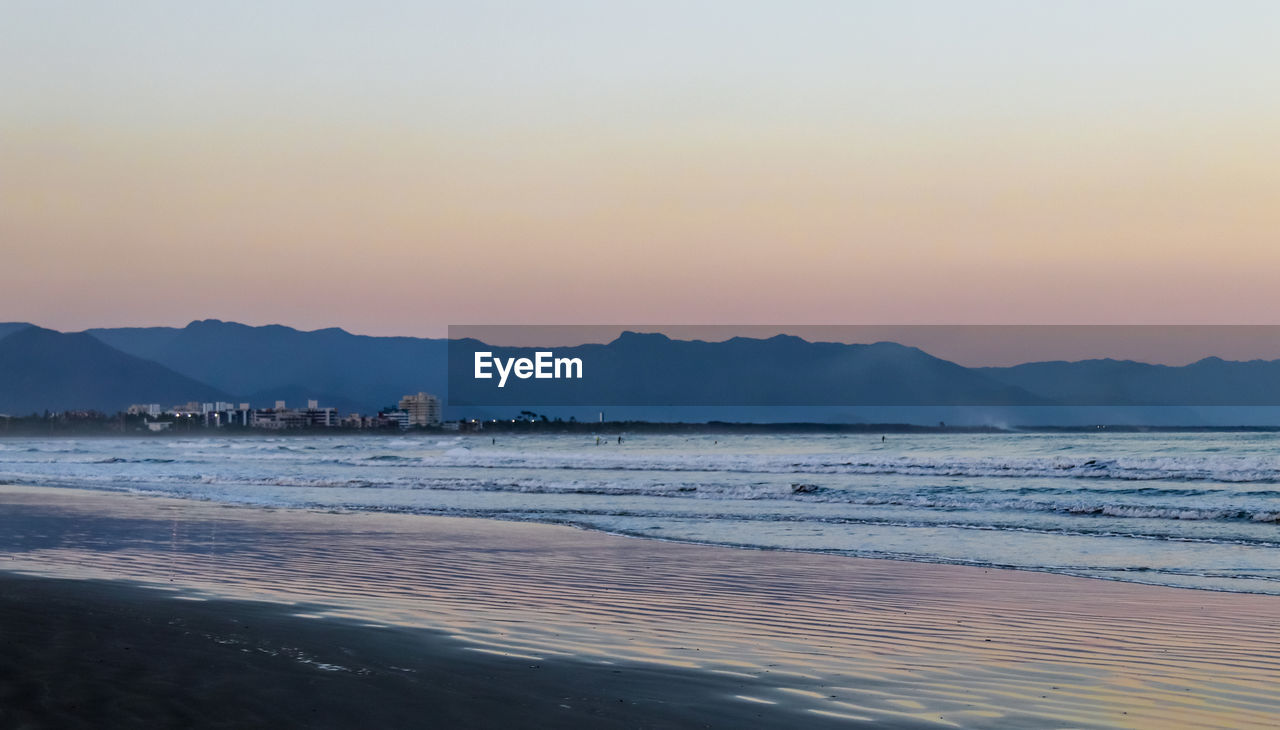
top-left (1, 431), bottom-right (1276, 594)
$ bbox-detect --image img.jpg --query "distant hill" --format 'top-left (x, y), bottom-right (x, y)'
top-left (89, 319), bottom-right (446, 412)
top-left (82, 324), bottom-right (184, 361)
top-left (87, 322), bottom-right (1046, 413)
top-left (0, 320), bottom-right (1260, 419)
top-left (980, 358), bottom-right (1280, 405)
top-left (449, 332), bottom-right (1045, 406)
top-left (0, 327), bottom-right (233, 415)
top-left (0, 322), bottom-right (33, 343)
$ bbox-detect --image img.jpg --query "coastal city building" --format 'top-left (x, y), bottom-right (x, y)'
top-left (118, 394), bottom-right (452, 432)
top-left (398, 392), bottom-right (442, 427)
top-left (203, 403), bottom-right (253, 427)
top-left (342, 411), bottom-right (414, 430)
top-left (383, 410), bottom-right (410, 430)
top-left (250, 401), bottom-right (339, 429)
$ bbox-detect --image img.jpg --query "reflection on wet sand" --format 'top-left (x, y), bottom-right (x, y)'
top-left (2, 485), bottom-right (1277, 728)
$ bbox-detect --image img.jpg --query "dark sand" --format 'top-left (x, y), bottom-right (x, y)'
top-left (0, 574), bottom-right (866, 729)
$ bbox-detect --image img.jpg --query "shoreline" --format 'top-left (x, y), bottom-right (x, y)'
top-left (3, 484), bottom-right (1278, 728)
top-left (7, 423), bottom-right (1280, 438)
top-left (4, 481), bottom-right (1274, 598)
top-left (583, 524), bottom-right (1280, 597)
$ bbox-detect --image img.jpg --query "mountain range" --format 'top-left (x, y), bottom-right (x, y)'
top-left (0, 326), bottom-right (232, 414)
top-left (447, 333), bottom-right (1043, 406)
top-left (1, 320), bottom-right (1279, 422)
top-left (88, 320), bottom-right (445, 415)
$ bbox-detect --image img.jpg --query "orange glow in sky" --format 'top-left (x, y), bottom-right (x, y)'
top-left (3, 2), bottom-right (1278, 336)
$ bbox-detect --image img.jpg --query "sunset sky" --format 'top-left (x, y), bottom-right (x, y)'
top-left (3, 1), bottom-right (1278, 337)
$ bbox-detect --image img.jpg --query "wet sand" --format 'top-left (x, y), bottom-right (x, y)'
top-left (0, 574), bottom-right (862, 729)
top-left (1, 484), bottom-right (1277, 728)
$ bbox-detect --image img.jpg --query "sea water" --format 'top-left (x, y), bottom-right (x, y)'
top-left (0, 432), bottom-right (1276, 594)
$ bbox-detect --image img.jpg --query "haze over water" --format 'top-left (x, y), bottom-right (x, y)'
top-left (4, 431), bottom-right (1277, 594)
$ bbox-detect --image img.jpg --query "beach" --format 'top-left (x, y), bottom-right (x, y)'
top-left (2, 574), bottom-right (825, 729)
top-left (1, 484), bottom-right (1277, 728)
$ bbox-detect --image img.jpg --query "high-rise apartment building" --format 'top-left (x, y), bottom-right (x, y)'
top-left (397, 392), bottom-right (442, 427)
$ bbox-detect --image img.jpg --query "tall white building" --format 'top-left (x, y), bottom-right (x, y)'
top-left (397, 392), bottom-right (441, 427)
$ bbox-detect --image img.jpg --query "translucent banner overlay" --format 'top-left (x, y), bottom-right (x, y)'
top-left (447, 326), bottom-right (1280, 407)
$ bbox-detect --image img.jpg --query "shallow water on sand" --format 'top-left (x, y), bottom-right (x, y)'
top-left (0, 431), bottom-right (1277, 593)
top-left (2, 486), bottom-right (1277, 729)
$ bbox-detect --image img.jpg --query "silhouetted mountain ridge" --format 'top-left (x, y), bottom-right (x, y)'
top-left (0, 321), bottom-right (1276, 417)
top-left (450, 334), bottom-right (1046, 406)
top-left (0, 323), bottom-right (33, 343)
top-left (979, 357), bottom-right (1280, 406)
top-left (88, 319), bottom-right (446, 409)
top-left (0, 327), bottom-right (232, 415)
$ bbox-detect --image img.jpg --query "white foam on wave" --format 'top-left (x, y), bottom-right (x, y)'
top-left (409, 450), bottom-right (1280, 483)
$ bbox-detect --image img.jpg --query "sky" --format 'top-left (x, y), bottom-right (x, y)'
top-left (3, 1), bottom-right (1279, 341)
